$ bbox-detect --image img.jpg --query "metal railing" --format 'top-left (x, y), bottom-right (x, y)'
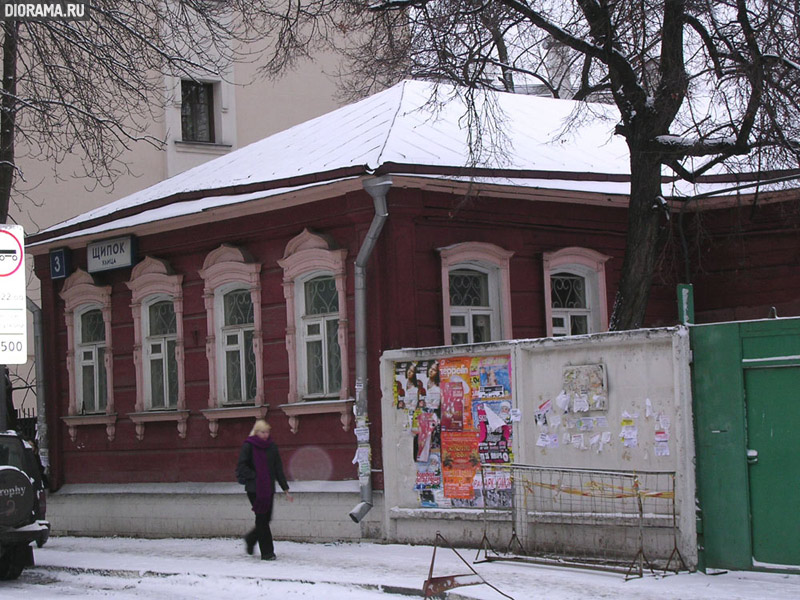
top-left (477, 464), bottom-right (687, 578)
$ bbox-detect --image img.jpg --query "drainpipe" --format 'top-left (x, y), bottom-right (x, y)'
top-left (349, 175), bottom-right (391, 524)
top-left (27, 298), bottom-right (47, 479)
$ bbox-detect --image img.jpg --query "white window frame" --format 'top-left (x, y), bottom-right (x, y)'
top-left (59, 269), bottom-right (117, 442)
top-left (143, 296), bottom-right (180, 409)
top-left (543, 247), bottom-right (611, 337)
top-left (448, 266), bottom-right (498, 345)
top-left (199, 244), bottom-right (264, 413)
top-left (296, 273), bottom-right (341, 399)
top-left (217, 285), bottom-right (257, 405)
top-left (439, 242), bottom-right (514, 345)
top-left (75, 305), bottom-right (107, 414)
top-left (126, 257), bottom-right (188, 440)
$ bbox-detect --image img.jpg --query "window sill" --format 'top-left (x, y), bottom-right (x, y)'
top-left (174, 140), bottom-right (232, 156)
top-left (62, 414), bottom-right (118, 443)
top-left (200, 405), bottom-right (269, 438)
top-left (279, 399), bottom-right (354, 434)
top-left (127, 410), bottom-right (190, 441)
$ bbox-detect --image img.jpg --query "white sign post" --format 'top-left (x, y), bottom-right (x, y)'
top-left (0, 224), bottom-right (27, 364)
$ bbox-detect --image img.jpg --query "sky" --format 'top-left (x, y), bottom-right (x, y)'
top-left (1, 536), bottom-right (798, 599)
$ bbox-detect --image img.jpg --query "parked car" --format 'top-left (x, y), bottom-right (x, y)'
top-left (0, 431), bottom-right (49, 580)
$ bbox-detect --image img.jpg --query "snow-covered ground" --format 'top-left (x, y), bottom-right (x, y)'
top-left (1, 536), bottom-right (798, 599)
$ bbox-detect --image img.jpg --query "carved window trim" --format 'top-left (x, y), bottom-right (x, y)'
top-left (439, 242), bottom-right (514, 345)
top-left (542, 247), bottom-right (611, 337)
top-left (59, 269), bottom-right (116, 443)
top-left (125, 257), bottom-right (187, 441)
top-left (199, 245), bottom-right (264, 437)
top-left (277, 229), bottom-right (349, 433)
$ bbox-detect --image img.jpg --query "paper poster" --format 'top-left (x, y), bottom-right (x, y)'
top-left (474, 355), bottom-right (512, 400)
top-left (416, 412), bottom-right (437, 462)
top-left (473, 400), bottom-right (513, 464)
top-left (441, 381), bottom-right (465, 431)
top-left (440, 357), bottom-right (473, 430)
top-left (562, 364), bottom-right (608, 411)
top-left (441, 431), bottom-right (481, 499)
top-left (355, 427), bottom-right (370, 443)
top-left (394, 359), bottom-right (441, 410)
top-left (655, 441), bottom-right (670, 456)
top-left (415, 450), bottom-right (441, 491)
top-left (475, 468), bottom-right (512, 508)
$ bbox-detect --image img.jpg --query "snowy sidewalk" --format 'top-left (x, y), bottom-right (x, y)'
top-left (22, 536), bottom-right (800, 599)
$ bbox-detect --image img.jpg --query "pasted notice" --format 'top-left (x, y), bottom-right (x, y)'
top-left (562, 364), bottom-right (608, 411)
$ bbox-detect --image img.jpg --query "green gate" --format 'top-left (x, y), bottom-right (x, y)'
top-left (691, 317), bottom-right (800, 572)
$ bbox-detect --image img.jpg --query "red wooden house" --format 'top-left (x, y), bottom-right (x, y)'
top-left (27, 80), bottom-right (800, 540)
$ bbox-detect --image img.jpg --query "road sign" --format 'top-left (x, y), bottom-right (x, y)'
top-left (0, 224), bottom-right (27, 364)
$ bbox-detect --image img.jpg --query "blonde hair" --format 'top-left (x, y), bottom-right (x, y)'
top-left (250, 419), bottom-right (271, 436)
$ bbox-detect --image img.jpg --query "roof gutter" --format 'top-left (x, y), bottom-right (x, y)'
top-left (349, 175), bottom-right (391, 524)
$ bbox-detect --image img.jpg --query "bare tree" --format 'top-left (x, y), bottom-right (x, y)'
top-left (328, 0), bottom-right (800, 329)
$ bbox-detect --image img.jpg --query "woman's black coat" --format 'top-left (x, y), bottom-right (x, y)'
top-left (236, 441), bottom-right (290, 495)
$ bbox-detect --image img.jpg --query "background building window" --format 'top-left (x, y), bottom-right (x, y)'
top-left (145, 300), bottom-right (179, 409)
top-left (449, 268), bottom-right (493, 344)
top-left (550, 273), bottom-right (591, 336)
top-left (181, 80), bottom-right (215, 142)
top-left (77, 308), bottom-right (107, 414)
top-left (222, 289), bottom-right (257, 404)
top-left (301, 275), bottom-right (341, 397)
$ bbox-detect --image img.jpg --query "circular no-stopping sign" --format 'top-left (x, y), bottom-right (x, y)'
top-left (0, 228), bottom-right (24, 277)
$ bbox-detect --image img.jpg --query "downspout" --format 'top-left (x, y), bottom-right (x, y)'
top-left (27, 298), bottom-right (47, 480)
top-left (349, 175), bottom-right (391, 523)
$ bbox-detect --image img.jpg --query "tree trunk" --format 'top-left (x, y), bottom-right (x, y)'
top-left (0, 21), bottom-right (19, 225)
top-left (609, 150), bottom-right (667, 330)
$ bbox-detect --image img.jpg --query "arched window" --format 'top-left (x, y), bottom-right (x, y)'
top-left (439, 242), bottom-right (514, 345)
top-left (60, 269), bottom-right (116, 442)
top-left (278, 229), bottom-right (352, 434)
top-left (199, 245), bottom-right (265, 437)
top-left (543, 247), bottom-right (611, 337)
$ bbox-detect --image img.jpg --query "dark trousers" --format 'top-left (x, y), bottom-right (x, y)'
top-left (245, 492), bottom-right (274, 558)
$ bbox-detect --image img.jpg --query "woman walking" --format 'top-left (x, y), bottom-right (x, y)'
top-left (236, 420), bottom-right (293, 560)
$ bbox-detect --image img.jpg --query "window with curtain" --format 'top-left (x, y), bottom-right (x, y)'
top-left (77, 308), bottom-right (107, 414)
top-left (145, 299), bottom-right (179, 409)
top-left (221, 289), bottom-right (257, 404)
top-left (301, 275), bottom-right (341, 397)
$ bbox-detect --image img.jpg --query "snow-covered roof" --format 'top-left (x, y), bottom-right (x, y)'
top-left (28, 79), bottom-right (795, 247)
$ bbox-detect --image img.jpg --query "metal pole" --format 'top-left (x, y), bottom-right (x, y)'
top-left (0, 363), bottom-right (7, 431)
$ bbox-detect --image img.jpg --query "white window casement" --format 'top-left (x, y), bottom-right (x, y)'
top-left (76, 307), bottom-right (107, 414)
top-left (278, 229), bottom-right (352, 434)
top-left (299, 275), bottom-right (342, 398)
top-left (199, 245), bottom-right (266, 437)
top-left (59, 269), bottom-right (117, 442)
top-left (219, 287), bottom-right (257, 404)
top-left (126, 257), bottom-right (188, 441)
top-left (542, 247), bottom-right (611, 337)
top-left (439, 242), bottom-right (514, 345)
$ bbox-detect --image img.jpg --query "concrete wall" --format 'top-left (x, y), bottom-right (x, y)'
top-left (380, 328), bottom-right (697, 567)
top-left (47, 482), bottom-right (384, 542)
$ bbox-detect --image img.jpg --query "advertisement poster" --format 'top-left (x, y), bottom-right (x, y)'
top-left (415, 449), bottom-right (441, 491)
top-left (473, 399), bottom-right (513, 464)
top-left (474, 355), bottom-right (512, 400)
top-left (439, 356), bottom-right (474, 430)
top-left (440, 381), bottom-right (464, 431)
top-left (441, 431), bottom-right (481, 499)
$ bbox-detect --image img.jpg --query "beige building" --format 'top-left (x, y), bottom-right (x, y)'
top-left (9, 55), bottom-right (344, 419)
